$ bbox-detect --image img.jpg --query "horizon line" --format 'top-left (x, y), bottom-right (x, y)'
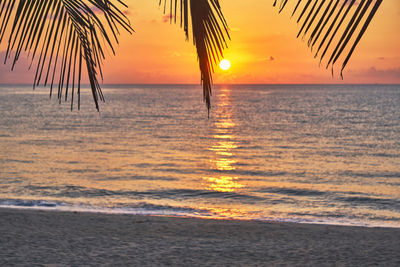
top-left (1, 83), bottom-right (399, 86)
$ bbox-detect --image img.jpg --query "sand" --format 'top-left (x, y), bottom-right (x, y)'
top-left (0, 208), bottom-right (399, 266)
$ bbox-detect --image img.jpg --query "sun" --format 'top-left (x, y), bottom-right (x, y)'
top-left (219, 59), bottom-right (231, 71)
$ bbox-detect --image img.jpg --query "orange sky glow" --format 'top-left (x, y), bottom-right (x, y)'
top-left (0, 0), bottom-right (399, 84)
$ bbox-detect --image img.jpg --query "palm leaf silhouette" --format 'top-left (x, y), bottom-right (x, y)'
top-left (275, 0), bottom-right (383, 78)
top-left (0, 0), bottom-right (132, 110)
top-left (0, 0), bottom-right (382, 111)
top-left (159, 0), bottom-right (229, 114)
top-left (165, 0), bottom-right (382, 110)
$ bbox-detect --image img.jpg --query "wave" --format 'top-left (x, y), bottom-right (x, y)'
top-left (256, 186), bottom-right (400, 211)
top-left (1, 198), bottom-right (399, 228)
top-left (21, 184), bottom-right (400, 213)
top-left (339, 170), bottom-right (400, 179)
top-left (256, 187), bottom-right (326, 196)
top-left (0, 199), bottom-right (211, 217)
top-left (96, 175), bottom-right (178, 181)
top-left (0, 199), bottom-right (60, 207)
top-left (23, 185), bottom-right (264, 202)
top-left (336, 196), bottom-right (400, 211)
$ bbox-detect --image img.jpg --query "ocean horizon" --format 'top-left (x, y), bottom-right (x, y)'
top-left (1, 84), bottom-right (399, 228)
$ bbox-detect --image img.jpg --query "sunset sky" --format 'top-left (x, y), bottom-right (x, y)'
top-left (0, 0), bottom-right (399, 84)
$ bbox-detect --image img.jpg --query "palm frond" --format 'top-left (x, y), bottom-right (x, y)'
top-left (0, 0), bottom-right (132, 110)
top-left (160, 0), bottom-right (230, 114)
top-left (276, 0), bottom-right (382, 78)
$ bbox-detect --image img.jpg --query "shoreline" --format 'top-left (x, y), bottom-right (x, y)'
top-left (1, 207), bottom-right (399, 266)
top-left (1, 204), bottom-right (399, 229)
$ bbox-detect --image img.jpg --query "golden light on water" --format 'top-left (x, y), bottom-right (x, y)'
top-left (203, 176), bottom-right (243, 193)
top-left (203, 88), bottom-right (243, 193)
top-left (209, 141), bottom-right (238, 152)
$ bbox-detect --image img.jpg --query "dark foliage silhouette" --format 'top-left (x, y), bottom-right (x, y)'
top-left (275, 0), bottom-right (383, 78)
top-left (0, 0), bottom-right (132, 110)
top-left (0, 0), bottom-right (382, 111)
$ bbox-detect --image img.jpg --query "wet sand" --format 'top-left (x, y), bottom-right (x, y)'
top-left (1, 208), bottom-right (399, 266)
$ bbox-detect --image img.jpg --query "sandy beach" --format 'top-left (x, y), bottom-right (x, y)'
top-left (0, 208), bottom-right (399, 266)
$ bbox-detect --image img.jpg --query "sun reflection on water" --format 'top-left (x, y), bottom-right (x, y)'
top-left (203, 88), bottom-right (243, 193)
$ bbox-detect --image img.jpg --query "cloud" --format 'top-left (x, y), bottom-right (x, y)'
top-left (348, 66), bottom-right (400, 83)
top-left (162, 14), bottom-right (173, 23)
top-left (0, 51), bottom-right (35, 84)
top-left (90, 6), bottom-right (102, 14)
top-left (344, 0), bottom-right (360, 6)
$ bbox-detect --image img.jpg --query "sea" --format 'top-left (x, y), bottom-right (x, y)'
top-left (0, 84), bottom-right (399, 228)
